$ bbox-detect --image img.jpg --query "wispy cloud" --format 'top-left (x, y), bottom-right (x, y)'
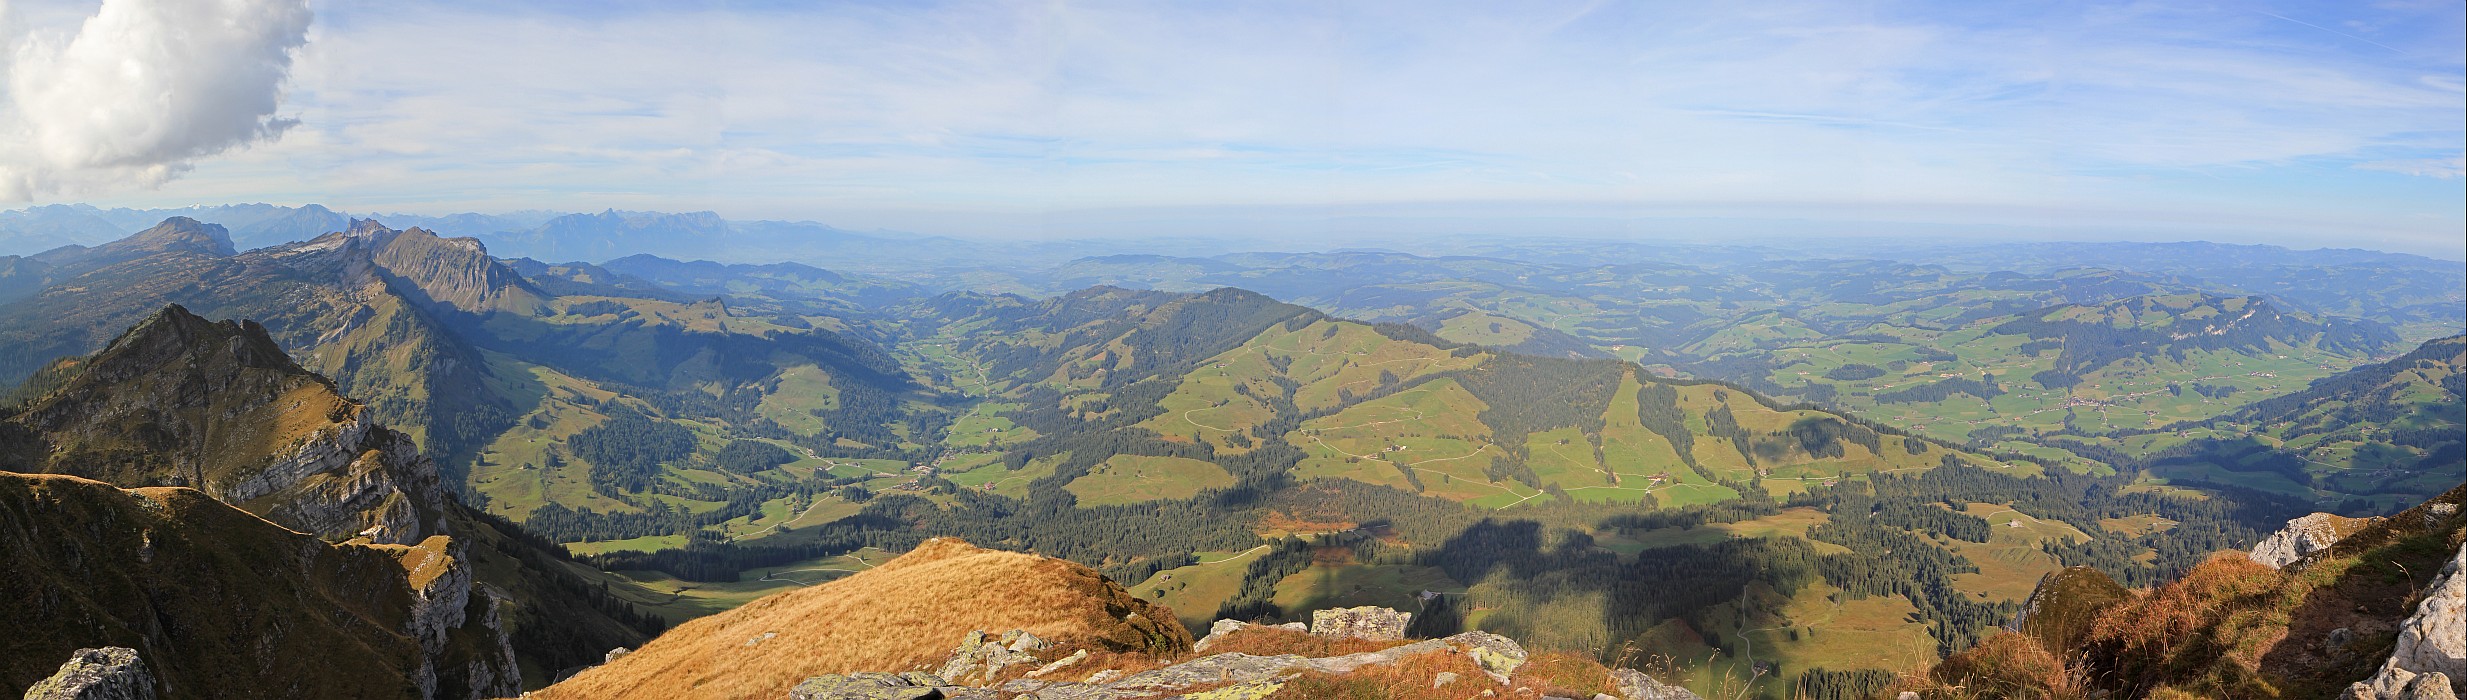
top-left (8, 0), bottom-right (2461, 252)
top-left (2357, 154), bottom-right (2465, 178)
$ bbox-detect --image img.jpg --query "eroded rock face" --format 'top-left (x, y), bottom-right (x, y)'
top-left (245, 420), bottom-right (447, 546)
top-left (2347, 541), bottom-right (2467, 700)
top-left (21, 647), bottom-right (155, 700)
top-left (1309, 606), bottom-right (1412, 641)
top-left (2252, 513), bottom-right (2382, 569)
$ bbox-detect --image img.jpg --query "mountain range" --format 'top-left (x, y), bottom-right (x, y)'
top-left (0, 209), bottom-right (2458, 699)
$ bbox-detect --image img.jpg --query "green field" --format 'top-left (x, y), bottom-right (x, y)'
top-left (1065, 455), bottom-right (1236, 505)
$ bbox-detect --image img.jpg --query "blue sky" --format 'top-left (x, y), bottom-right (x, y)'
top-left (3, 0), bottom-right (2461, 256)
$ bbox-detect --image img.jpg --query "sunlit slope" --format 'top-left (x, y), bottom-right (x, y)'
top-left (926, 286), bottom-right (2028, 511)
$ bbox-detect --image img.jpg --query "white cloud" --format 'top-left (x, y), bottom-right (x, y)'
top-left (0, 0), bottom-right (311, 200)
top-left (2357, 154), bottom-right (2465, 179)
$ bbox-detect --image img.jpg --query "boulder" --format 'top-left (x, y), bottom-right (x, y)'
top-left (2251, 513), bottom-right (2381, 569)
top-left (21, 648), bottom-right (155, 700)
top-left (1309, 606), bottom-right (1412, 641)
top-left (1610, 668), bottom-right (1703, 700)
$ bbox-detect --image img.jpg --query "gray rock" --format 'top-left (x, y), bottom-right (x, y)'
top-left (2351, 542), bottom-right (2467, 700)
top-left (2331, 627), bottom-right (2357, 653)
top-left (1434, 671), bottom-right (1460, 688)
top-left (936, 630), bottom-right (1047, 685)
top-left (1310, 606), bottom-right (1412, 641)
top-left (21, 648), bottom-right (155, 700)
top-left (1445, 631), bottom-right (1529, 676)
top-left (789, 673), bottom-right (995, 700)
top-left (1610, 667), bottom-right (1702, 700)
top-left (2346, 672), bottom-right (2458, 700)
top-left (603, 647), bottom-right (631, 663)
top-left (2251, 513), bottom-right (2379, 569)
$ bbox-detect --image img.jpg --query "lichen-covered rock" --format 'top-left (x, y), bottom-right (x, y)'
top-left (1610, 667), bottom-right (1703, 700)
top-left (1443, 631), bottom-right (1528, 677)
top-left (21, 648), bottom-right (155, 700)
top-left (2252, 513), bottom-right (2382, 569)
top-left (788, 673), bottom-right (999, 700)
top-left (1309, 606), bottom-right (1412, 641)
top-left (935, 630), bottom-right (1051, 685)
top-left (1192, 619), bottom-right (1308, 652)
top-left (2348, 541), bottom-right (2467, 700)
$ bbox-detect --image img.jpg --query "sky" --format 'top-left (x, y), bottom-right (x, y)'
top-left (0, 0), bottom-right (2461, 257)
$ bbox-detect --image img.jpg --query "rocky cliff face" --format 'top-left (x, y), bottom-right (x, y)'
top-left (2, 304), bottom-right (446, 544)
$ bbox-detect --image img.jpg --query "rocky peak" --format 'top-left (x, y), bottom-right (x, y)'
top-left (107, 218), bottom-right (237, 258)
top-left (4, 304), bottom-right (447, 544)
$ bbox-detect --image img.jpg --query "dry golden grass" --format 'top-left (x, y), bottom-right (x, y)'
top-left (1508, 650), bottom-right (1616, 697)
top-left (1201, 626), bottom-right (1415, 658)
top-left (535, 538), bottom-right (1191, 700)
top-left (1264, 650), bottom-right (1507, 700)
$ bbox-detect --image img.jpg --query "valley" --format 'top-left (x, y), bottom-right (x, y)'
top-left (1, 211), bottom-right (2458, 698)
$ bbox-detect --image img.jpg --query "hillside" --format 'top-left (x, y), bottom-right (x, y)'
top-left (556, 285), bottom-right (2314, 698)
top-left (540, 537), bottom-right (1191, 700)
top-left (0, 472), bottom-right (517, 699)
top-left (2060, 335), bottom-right (2466, 513)
top-left (1907, 483), bottom-right (2465, 699)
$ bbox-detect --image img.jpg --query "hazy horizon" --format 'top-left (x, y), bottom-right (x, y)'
top-left (1, 1), bottom-right (2460, 258)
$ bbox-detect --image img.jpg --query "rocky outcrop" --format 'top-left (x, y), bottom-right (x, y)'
top-left (934, 630), bottom-right (1051, 685)
top-left (20, 648), bottom-right (154, 700)
top-left (1309, 605), bottom-right (1412, 641)
top-left (2347, 541), bottom-right (2466, 700)
top-left (1612, 668), bottom-right (1704, 700)
top-left (2252, 513), bottom-right (2382, 569)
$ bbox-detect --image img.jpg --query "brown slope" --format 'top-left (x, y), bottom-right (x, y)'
top-left (0, 472), bottom-right (515, 699)
top-left (537, 537), bottom-right (1192, 700)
